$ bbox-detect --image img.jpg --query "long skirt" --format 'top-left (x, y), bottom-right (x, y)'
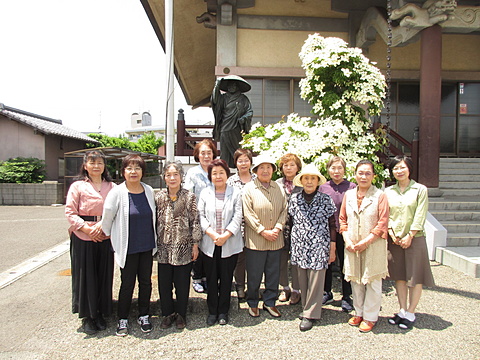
top-left (70, 233), bottom-right (114, 318)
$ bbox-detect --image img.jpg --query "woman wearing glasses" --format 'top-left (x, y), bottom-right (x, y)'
top-left (339, 160), bottom-right (389, 333)
top-left (226, 148), bottom-right (256, 300)
top-left (385, 155), bottom-right (434, 330)
top-left (102, 154), bottom-right (156, 336)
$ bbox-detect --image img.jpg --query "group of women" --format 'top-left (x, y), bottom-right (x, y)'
top-left (66, 144), bottom-right (434, 335)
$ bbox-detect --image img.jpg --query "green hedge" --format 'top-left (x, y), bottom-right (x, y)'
top-left (0, 157), bottom-right (46, 183)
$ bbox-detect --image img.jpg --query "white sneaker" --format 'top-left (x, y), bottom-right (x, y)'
top-left (137, 315), bottom-right (153, 333)
top-left (116, 319), bottom-right (128, 336)
top-left (192, 281), bottom-right (204, 293)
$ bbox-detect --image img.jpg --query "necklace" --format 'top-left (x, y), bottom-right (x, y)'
top-left (169, 191), bottom-right (178, 202)
top-left (91, 180), bottom-right (102, 192)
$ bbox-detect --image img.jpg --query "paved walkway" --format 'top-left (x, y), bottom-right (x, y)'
top-left (0, 206), bottom-right (479, 359)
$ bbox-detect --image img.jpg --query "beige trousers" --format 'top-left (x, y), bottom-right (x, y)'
top-left (351, 279), bottom-right (382, 322)
top-left (297, 267), bottom-right (326, 320)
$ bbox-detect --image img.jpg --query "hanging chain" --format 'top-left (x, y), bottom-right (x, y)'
top-left (385, 0), bottom-right (393, 130)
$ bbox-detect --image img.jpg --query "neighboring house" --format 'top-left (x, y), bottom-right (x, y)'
top-left (0, 103), bottom-right (99, 181)
top-left (125, 125), bottom-right (165, 142)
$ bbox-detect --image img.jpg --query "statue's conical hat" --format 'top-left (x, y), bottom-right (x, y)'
top-left (219, 75), bottom-right (251, 93)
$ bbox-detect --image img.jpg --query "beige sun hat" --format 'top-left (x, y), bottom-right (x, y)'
top-left (293, 163), bottom-right (327, 187)
top-left (251, 154), bottom-right (278, 173)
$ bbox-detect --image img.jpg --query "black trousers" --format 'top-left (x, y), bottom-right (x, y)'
top-left (117, 250), bottom-right (153, 319)
top-left (70, 233), bottom-right (114, 319)
top-left (203, 246), bottom-right (238, 316)
top-left (192, 251), bottom-right (205, 281)
top-left (158, 262), bottom-right (192, 318)
top-left (324, 232), bottom-right (352, 299)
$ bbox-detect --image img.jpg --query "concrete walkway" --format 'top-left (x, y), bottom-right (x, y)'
top-left (0, 206), bottom-right (479, 359)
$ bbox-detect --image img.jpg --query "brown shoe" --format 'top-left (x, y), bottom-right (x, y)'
top-left (248, 307), bottom-right (260, 317)
top-left (278, 289), bottom-right (291, 302)
top-left (175, 314), bottom-right (186, 329)
top-left (289, 291), bottom-right (301, 305)
top-left (160, 313), bottom-right (175, 329)
top-left (263, 304), bottom-right (281, 318)
top-left (348, 316), bottom-right (363, 327)
top-left (359, 320), bottom-right (376, 333)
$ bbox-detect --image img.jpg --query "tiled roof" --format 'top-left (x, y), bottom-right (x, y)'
top-left (0, 104), bottom-right (98, 143)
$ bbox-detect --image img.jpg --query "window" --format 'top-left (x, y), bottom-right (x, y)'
top-left (246, 78), bottom-right (314, 126)
top-left (379, 82), bottom-right (458, 155)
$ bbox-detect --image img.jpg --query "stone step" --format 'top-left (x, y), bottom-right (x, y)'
top-left (439, 181), bottom-right (480, 189)
top-left (439, 174), bottom-right (480, 182)
top-left (435, 246), bottom-right (480, 278)
top-left (440, 158), bottom-right (480, 164)
top-left (445, 233), bottom-right (480, 247)
top-left (440, 168), bottom-right (480, 175)
top-left (429, 200), bottom-right (480, 211)
top-left (430, 210), bottom-right (480, 221)
top-left (439, 189), bottom-right (480, 197)
top-left (441, 221), bottom-right (480, 233)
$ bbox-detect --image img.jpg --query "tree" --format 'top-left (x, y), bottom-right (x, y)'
top-left (0, 157), bottom-right (46, 183)
top-left (86, 132), bottom-right (164, 155)
top-left (241, 34), bottom-right (388, 186)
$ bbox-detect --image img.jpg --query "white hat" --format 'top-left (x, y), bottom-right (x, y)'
top-left (293, 163), bottom-right (327, 187)
top-left (252, 154), bottom-right (278, 173)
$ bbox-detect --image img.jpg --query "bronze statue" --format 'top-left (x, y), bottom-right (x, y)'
top-left (211, 75), bottom-right (253, 168)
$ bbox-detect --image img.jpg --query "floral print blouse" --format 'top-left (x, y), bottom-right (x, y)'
top-left (289, 191), bottom-right (336, 270)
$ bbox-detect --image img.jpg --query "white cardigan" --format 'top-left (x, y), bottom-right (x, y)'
top-left (102, 182), bottom-right (157, 268)
top-left (197, 184), bottom-right (243, 258)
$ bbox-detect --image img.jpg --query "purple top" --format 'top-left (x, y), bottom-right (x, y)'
top-left (319, 179), bottom-right (356, 231)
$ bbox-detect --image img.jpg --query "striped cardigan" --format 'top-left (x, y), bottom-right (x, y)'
top-left (242, 178), bottom-right (287, 251)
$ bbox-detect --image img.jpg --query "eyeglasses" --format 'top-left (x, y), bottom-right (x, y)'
top-left (125, 167), bottom-right (142, 172)
top-left (357, 172), bottom-right (373, 177)
top-left (237, 160), bottom-right (250, 165)
top-left (392, 166), bottom-right (408, 172)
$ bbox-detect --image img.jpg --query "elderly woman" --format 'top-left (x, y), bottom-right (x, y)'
top-left (184, 139), bottom-right (218, 293)
top-left (156, 161), bottom-right (202, 330)
top-left (339, 160), bottom-right (389, 333)
top-left (385, 155), bottom-right (434, 330)
top-left (102, 154), bottom-right (156, 336)
top-left (289, 164), bottom-right (336, 331)
top-left (276, 153), bottom-right (303, 305)
top-left (319, 156), bottom-right (356, 312)
top-left (198, 159), bottom-right (243, 326)
top-left (65, 150), bottom-right (115, 335)
top-left (243, 154), bottom-right (287, 318)
top-left (226, 148), bottom-right (256, 300)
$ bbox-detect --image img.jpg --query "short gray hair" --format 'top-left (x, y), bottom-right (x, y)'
top-left (162, 161), bottom-right (185, 181)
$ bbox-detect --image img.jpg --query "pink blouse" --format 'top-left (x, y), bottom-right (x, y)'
top-left (65, 179), bottom-right (116, 241)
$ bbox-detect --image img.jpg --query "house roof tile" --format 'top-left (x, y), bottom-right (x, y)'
top-left (0, 104), bottom-right (98, 143)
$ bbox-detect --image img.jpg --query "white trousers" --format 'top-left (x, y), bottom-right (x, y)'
top-left (351, 279), bottom-right (382, 322)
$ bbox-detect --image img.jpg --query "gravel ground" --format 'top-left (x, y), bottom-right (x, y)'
top-left (0, 253), bottom-right (479, 360)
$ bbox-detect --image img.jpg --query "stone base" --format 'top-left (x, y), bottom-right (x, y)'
top-left (427, 187), bottom-right (443, 197)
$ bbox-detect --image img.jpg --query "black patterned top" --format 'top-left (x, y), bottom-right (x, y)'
top-left (289, 191), bottom-right (336, 270)
top-left (155, 188), bottom-right (202, 266)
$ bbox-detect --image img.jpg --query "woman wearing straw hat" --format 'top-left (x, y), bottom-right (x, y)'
top-left (289, 164), bottom-right (337, 331)
top-left (242, 154), bottom-right (287, 318)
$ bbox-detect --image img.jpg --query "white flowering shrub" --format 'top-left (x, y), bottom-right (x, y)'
top-left (241, 34), bottom-right (389, 186)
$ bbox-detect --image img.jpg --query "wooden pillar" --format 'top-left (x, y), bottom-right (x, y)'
top-left (418, 25), bottom-right (442, 188)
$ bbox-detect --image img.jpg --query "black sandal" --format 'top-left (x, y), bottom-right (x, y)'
top-left (398, 317), bottom-right (415, 329)
top-left (388, 314), bottom-right (403, 325)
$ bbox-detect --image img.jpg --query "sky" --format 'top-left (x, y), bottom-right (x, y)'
top-left (0, 0), bottom-right (213, 136)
